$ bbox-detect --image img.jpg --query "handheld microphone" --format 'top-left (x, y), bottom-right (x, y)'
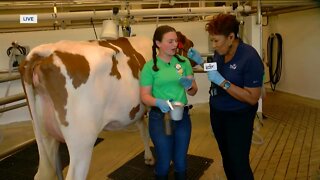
top-left (204, 56), bottom-right (217, 71)
top-left (207, 56), bottom-right (218, 96)
top-left (207, 56), bottom-right (214, 63)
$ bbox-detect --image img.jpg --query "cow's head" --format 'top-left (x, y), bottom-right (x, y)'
top-left (176, 31), bottom-right (197, 67)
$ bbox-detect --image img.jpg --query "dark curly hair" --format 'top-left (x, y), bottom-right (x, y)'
top-left (206, 13), bottom-right (240, 38)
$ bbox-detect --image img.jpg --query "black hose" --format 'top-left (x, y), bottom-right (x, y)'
top-left (267, 33), bottom-right (283, 91)
top-left (91, 18), bottom-right (98, 40)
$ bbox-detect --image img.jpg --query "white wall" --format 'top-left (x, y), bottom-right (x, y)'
top-left (262, 8), bottom-right (320, 100)
top-left (0, 21), bottom-right (210, 124)
top-left (0, 21), bottom-right (209, 68)
top-left (2, 8), bottom-right (319, 125)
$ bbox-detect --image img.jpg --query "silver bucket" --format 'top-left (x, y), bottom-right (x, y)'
top-left (169, 101), bottom-right (184, 121)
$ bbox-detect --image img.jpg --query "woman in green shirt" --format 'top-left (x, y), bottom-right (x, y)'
top-left (140, 25), bottom-right (198, 180)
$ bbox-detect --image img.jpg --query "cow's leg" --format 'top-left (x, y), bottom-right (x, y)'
top-left (31, 96), bottom-right (60, 180)
top-left (64, 126), bottom-right (98, 180)
top-left (33, 126), bottom-right (60, 180)
top-left (135, 117), bottom-right (155, 165)
top-left (27, 69), bottom-right (63, 180)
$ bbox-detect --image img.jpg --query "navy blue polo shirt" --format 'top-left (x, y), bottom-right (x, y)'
top-left (211, 40), bottom-right (264, 111)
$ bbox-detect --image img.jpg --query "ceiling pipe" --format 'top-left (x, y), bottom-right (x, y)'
top-left (256, 0), bottom-right (261, 25)
top-left (248, 5), bottom-right (320, 16)
top-left (0, 1), bottom-right (235, 10)
top-left (0, 5), bottom-right (251, 22)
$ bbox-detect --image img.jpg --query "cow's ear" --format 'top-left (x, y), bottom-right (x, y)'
top-left (177, 31), bottom-right (186, 44)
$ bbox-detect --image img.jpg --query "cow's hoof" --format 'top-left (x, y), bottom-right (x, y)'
top-left (144, 157), bottom-right (155, 166)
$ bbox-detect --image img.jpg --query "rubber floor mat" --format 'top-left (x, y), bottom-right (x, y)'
top-left (108, 147), bottom-right (213, 180)
top-left (0, 138), bottom-right (104, 180)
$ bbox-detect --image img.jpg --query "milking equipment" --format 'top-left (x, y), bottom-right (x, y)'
top-left (6, 41), bottom-right (27, 71)
top-left (100, 7), bottom-right (120, 40)
top-left (0, 41), bottom-right (28, 143)
top-left (1, 41), bottom-right (28, 117)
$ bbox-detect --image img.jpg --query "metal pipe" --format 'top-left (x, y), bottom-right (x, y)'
top-left (259, 1), bottom-right (318, 6)
top-left (262, 5), bottom-right (319, 16)
top-left (256, 0), bottom-right (261, 25)
top-left (0, 102), bottom-right (27, 113)
top-left (0, 6), bottom-right (251, 22)
top-left (0, 74), bottom-right (20, 83)
top-left (0, 1), bottom-right (236, 10)
top-left (0, 138), bottom-right (35, 160)
top-left (0, 93), bottom-right (26, 106)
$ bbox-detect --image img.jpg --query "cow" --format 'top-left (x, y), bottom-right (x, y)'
top-left (19, 33), bottom-right (195, 180)
top-left (176, 31), bottom-right (197, 67)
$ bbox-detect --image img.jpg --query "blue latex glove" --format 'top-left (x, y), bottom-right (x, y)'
top-left (187, 47), bottom-right (204, 65)
top-left (179, 76), bottom-right (193, 90)
top-left (207, 70), bottom-right (225, 86)
top-left (155, 99), bottom-right (171, 113)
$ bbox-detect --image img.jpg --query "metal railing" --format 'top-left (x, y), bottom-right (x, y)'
top-left (0, 73), bottom-right (27, 114)
top-left (0, 73), bottom-right (21, 83)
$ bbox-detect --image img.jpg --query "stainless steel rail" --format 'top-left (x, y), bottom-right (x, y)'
top-left (0, 93), bottom-right (26, 106)
top-left (0, 73), bottom-right (27, 113)
top-left (0, 102), bottom-right (28, 113)
top-left (0, 73), bottom-right (21, 83)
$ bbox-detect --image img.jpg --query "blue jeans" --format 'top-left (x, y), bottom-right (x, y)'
top-left (148, 107), bottom-right (191, 176)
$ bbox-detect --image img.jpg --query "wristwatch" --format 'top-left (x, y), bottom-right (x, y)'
top-left (222, 81), bottom-right (231, 90)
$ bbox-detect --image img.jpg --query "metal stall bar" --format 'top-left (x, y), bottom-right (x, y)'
top-left (0, 73), bottom-right (20, 83)
top-left (0, 92), bottom-right (26, 114)
top-left (0, 102), bottom-right (27, 114)
top-left (0, 138), bottom-right (35, 160)
top-left (0, 93), bottom-right (26, 106)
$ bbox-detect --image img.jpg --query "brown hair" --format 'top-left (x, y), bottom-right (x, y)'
top-left (206, 13), bottom-right (240, 38)
top-left (152, 25), bottom-right (184, 71)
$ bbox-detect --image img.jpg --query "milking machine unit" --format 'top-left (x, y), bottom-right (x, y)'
top-left (6, 41), bottom-right (28, 71)
top-left (0, 42), bottom-right (29, 142)
top-left (1, 41), bottom-right (28, 115)
top-left (121, 0), bottom-right (132, 37)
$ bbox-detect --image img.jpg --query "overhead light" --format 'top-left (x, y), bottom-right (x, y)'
top-left (100, 19), bottom-right (119, 40)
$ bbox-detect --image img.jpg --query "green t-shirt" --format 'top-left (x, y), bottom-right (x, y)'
top-left (140, 55), bottom-right (193, 105)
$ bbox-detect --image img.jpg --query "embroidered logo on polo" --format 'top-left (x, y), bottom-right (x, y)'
top-left (229, 63), bottom-right (237, 70)
top-left (175, 63), bottom-right (183, 76)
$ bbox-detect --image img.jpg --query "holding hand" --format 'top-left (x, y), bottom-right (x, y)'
top-left (207, 70), bottom-right (225, 86)
top-left (179, 76), bottom-right (193, 90)
top-left (187, 47), bottom-right (204, 65)
top-left (155, 99), bottom-right (171, 113)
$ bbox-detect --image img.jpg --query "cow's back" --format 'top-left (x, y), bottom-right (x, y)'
top-left (20, 36), bottom-right (153, 141)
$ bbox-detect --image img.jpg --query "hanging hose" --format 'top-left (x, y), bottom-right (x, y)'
top-left (90, 18), bottom-right (98, 40)
top-left (267, 33), bottom-right (283, 91)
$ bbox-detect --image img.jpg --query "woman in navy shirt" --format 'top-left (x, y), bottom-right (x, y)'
top-left (189, 14), bottom-right (264, 179)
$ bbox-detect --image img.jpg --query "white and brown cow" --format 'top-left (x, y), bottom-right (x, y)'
top-left (19, 36), bottom-right (154, 180)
